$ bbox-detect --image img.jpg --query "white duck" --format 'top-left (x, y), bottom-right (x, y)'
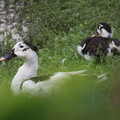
top-left (0, 42), bottom-right (85, 96)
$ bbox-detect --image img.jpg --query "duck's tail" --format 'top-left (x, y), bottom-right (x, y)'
top-left (60, 70), bottom-right (87, 75)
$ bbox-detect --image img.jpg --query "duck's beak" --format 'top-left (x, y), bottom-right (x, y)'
top-left (91, 31), bottom-right (99, 38)
top-left (0, 49), bottom-right (16, 61)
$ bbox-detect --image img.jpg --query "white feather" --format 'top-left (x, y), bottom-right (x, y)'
top-left (22, 70), bottom-right (86, 96)
top-left (84, 53), bottom-right (93, 61)
top-left (77, 46), bottom-right (84, 56)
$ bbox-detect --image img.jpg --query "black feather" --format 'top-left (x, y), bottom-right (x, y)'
top-left (99, 22), bottom-right (112, 33)
top-left (24, 41), bottom-right (38, 53)
top-left (81, 37), bottom-right (120, 56)
top-left (31, 74), bottom-right (52, 83)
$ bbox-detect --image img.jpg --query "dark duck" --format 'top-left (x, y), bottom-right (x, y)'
top-left (77, 22), bottom-right (120, 61)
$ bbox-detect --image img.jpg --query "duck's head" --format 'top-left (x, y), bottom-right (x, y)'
top-left (91, 22), bottom-right (112, 38)
top-left (0, 41), bottom-right (38, 61)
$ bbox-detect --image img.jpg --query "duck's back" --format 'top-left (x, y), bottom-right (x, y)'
top-left (82, 37), bottom-right (120, 56)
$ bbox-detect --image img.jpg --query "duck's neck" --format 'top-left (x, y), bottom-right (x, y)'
top-left (11, 54), bottom-right (38, 95)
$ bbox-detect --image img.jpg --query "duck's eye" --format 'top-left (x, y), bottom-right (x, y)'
top-left (99, 25), bottom-right (103, 30)
top-left (100, 27), bottom-right (103, 30)
top-left (99, 26), bottom-right (103, 30)
top-left (20, 45), bottom-right (24, 48)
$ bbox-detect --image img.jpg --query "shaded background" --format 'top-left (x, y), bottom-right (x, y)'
top-left (0, 0), bottom-right (120, 120)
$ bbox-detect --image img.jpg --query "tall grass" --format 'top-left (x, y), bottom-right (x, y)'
top-left (0, 0), bottom-right (120, 120)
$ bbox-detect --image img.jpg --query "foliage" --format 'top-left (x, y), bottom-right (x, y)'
top-left (24, 0), bottom-right (120, 48)
top-left (0, 0), bottom-right (120, 120)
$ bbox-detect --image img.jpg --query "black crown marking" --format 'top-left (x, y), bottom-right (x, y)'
top-left (98, 22), bottom-right (112, 33)
top-left (24, 41), bottom-right (38, 53)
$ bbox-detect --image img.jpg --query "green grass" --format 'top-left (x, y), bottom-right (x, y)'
top-left (0, 0), bottom-right (120, 120)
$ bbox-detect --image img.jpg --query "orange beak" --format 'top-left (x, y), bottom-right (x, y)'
top-left (91, 32), bottom-right (99, 38)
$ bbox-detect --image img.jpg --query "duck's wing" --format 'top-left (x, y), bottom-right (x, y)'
top-left (77, 37), bottom-right (92, 56)
top-left (22, 70), bottom-right (87, 96)
top-left (112, 38), bottom-right (120, 46)
top-left (82, 37), bottom-right (108, 56)
top-left (80, 37), bottom-right (92, 47)
top-left (110, 38), bottom-right (120, 55)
